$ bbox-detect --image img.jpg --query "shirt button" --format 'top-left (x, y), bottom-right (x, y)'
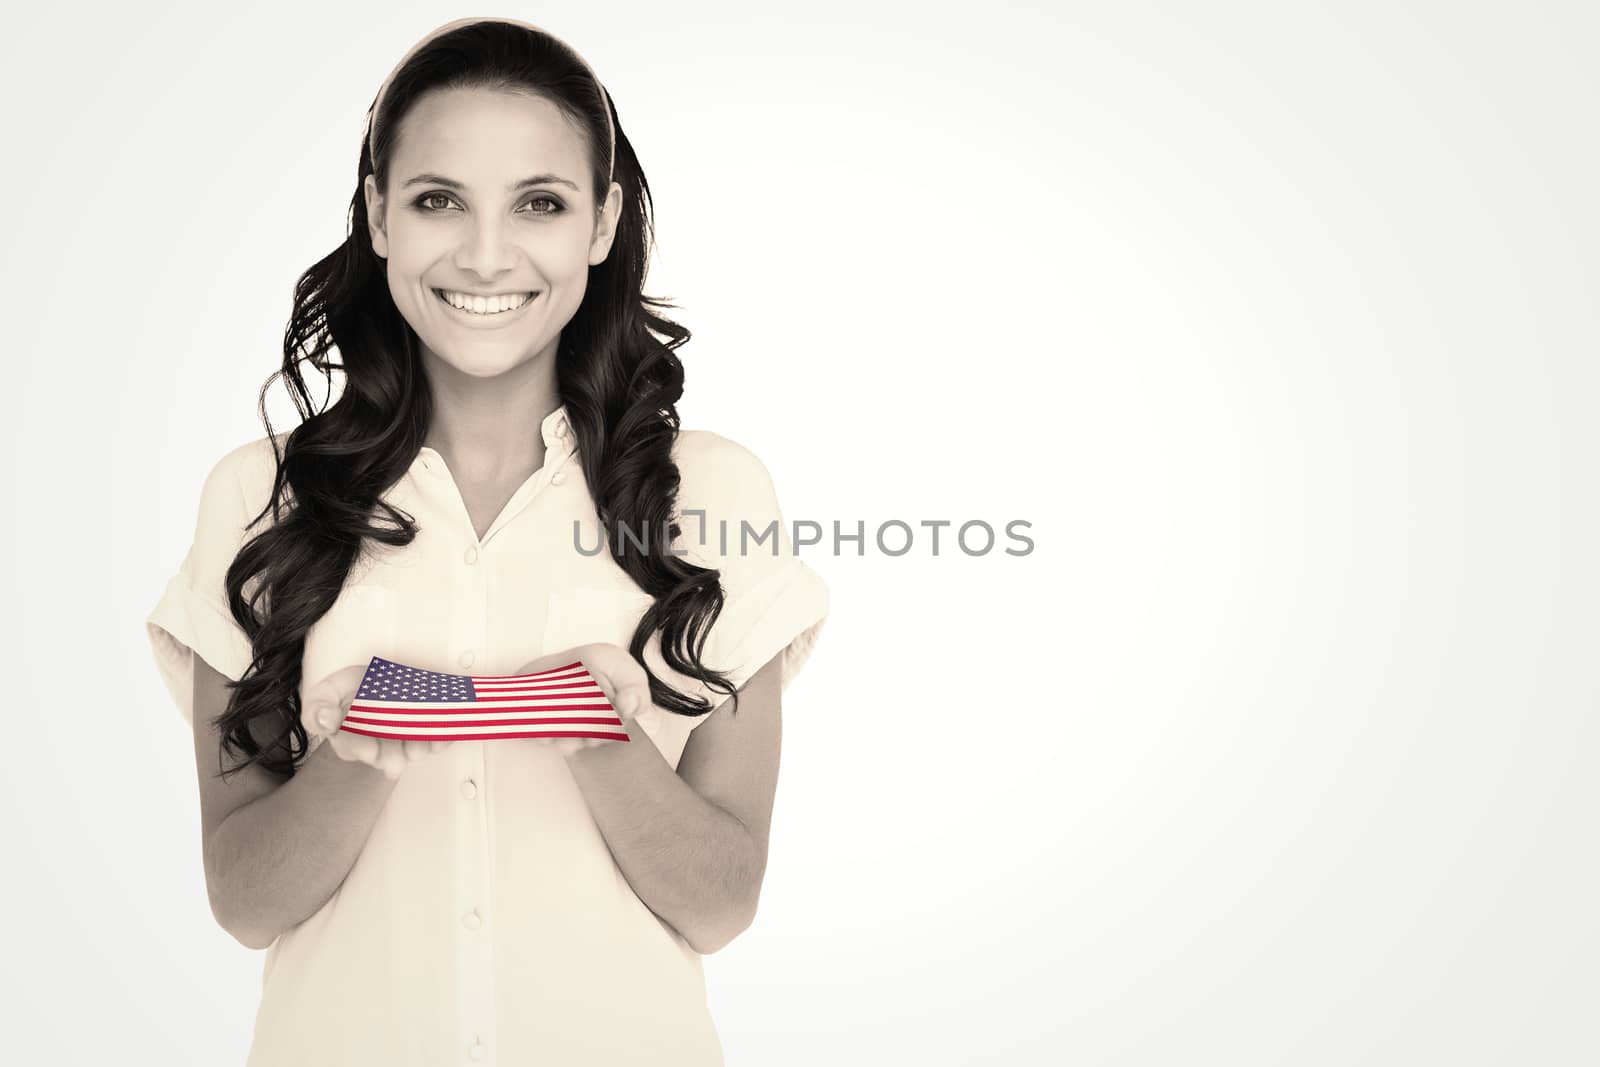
top-left (551, 470), bottom-right (567, 486)
top-left (463, 908), bottom-right (482, 930)
top-left (464, 546), bottom-right (478, 565)
top-left (460, 778), bottom-right (477, 800)
top-left (459, 650), bottom-right (476, 669)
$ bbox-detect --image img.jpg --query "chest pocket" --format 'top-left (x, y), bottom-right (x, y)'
top-left (299, 583), bottom-right (398, 698)
top-left (544, 585), bottom-right (656, 654)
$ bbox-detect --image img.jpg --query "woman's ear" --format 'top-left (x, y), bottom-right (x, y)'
top-left (363, 174), bottom-right (389, 259)
top-left (587, 180), bottom-right (623, 267)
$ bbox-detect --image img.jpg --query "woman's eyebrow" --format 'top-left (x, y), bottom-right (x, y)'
top-left (401, 172), bottom-right (579, 192)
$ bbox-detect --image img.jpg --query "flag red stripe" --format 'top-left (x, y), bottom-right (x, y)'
top-left (339, 725), bottom-right (630, 742)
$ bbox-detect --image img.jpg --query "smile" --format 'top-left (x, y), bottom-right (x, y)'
top-left (433, 288), bottom-right (539, 318)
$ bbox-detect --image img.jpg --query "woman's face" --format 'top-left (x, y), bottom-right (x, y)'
top-left (363, 86), bottom-right (621, 381)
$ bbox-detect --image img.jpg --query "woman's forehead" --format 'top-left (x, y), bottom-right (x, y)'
top-left (403, 86), bottom-right (575, 137)
top-left (390, 89), bottom-right (593, 175)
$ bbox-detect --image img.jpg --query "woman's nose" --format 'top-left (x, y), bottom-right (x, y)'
top-left (453, 216), bottom-right (517, 276)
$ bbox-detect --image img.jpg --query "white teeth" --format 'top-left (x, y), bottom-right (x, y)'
top-left (437, 290), bottom-right (534, 314)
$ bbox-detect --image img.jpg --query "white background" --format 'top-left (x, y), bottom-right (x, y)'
top-left (3, 1), bottom-right (1595, 1063)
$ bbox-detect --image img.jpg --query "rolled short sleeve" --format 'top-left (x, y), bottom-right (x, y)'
top-left (670, 430), bottom-right (830, 698)
top-left (146, 440), bottom-right (271, 729)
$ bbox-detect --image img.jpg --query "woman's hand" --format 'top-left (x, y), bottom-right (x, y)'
top-left (508, 642), bottom-right (653, 758)
top-left (300, 662), bottom-right (450, 780)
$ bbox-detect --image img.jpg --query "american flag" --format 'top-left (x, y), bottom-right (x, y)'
top-left (338, 656), bottom-right (630, 742)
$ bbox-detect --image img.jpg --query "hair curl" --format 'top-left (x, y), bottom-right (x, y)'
top-left (211, 20), bottom-right (740, 781)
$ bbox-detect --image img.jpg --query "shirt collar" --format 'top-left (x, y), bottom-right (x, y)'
top-left (413, 401), bottom-right (576, 474)
top-left (540, 402), bottom-right (575, 459)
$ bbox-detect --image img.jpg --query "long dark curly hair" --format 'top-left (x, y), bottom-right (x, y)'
top-left (211, 20), bottom-right (740, 781)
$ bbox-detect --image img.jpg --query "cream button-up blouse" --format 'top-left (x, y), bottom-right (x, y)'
top-left (146, 404), bottom-right (830, 1066)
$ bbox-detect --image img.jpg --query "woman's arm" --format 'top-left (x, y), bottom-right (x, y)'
top-left (561, 650), bottom-right (781, 954)
top-left (193, 656), bottom-right (398, 950)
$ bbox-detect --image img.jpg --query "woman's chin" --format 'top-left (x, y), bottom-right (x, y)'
top-left (418, 341), bottom-right (546, 381)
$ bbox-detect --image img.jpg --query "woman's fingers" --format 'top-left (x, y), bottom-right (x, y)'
top-left (376, 741), bottom-right (410, 780)
top-left (403, 738), bottom-right (438, 764)
top-left (611, 678), bottom-right (648, 720)
top-left (313, 697), bottom-right (344, 733)
top-left (325, 729), bottom-right (355, 763)
top-left (324, 725), bottom-right (442, 779)
top-left (349, 732), bottom-right (380, 767)
top-left (312, 661), bottom-right (448, 778)
top-left (302, 697), bottom-right (329, 736)
top-left (583, 643), bottom-right (651, 721)
top-left (305, 662), bottom-right (372, 734)
top-left (301, 678), bottom-right (340, 735)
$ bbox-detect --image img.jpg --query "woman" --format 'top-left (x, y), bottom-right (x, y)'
top-left (145, 17), bottom-right (829, 1066)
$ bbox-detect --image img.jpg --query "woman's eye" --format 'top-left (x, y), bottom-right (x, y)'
top-left (411, 193), bottom-right (563, 216)
top-left (521, 195), bottom-right (564, 216)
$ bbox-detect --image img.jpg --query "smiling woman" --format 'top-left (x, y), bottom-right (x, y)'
top-left (144, 15), bottom-right (829, 1067)
top-left (364, 86), bottom-right (615, 357)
